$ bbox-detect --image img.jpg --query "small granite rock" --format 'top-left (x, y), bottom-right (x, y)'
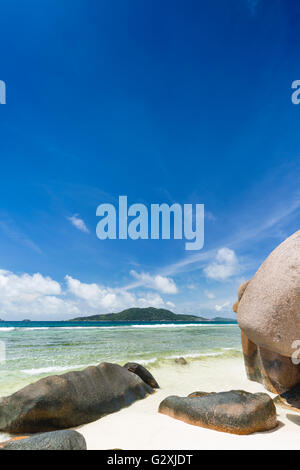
top-left (159, 390), bottom-right (277, 435)
top-left (123, 362), bottom-right (159, 388)
top-left (175, 357), bottom-right (188, 365)
top-left (0, 430), bottom-right (86, 450)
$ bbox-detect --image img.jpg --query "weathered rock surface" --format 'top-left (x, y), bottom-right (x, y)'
top-left (175, 357), bottom-right (188, 365)
top-left (237, 230), bottom-right (300, 358)
top-left (273, 382), bottom-right (300, 412)
top-left (123, 362), bottom-right (159, 388)
top-left (0, 430), bottom-right (87, 450)
top-left (188, 391), bottom-right (208, 398)
top-left (0, 362), bottom-right (154, 434)
top-left (232, 280), bottom-right (250, 313)
top-left (159, 390), bottom-right (277, 434)
top-left (241, 330), bottom-right (300, 394)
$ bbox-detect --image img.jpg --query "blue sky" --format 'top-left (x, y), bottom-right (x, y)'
top-left (1, 0), bottom-right (300, 320)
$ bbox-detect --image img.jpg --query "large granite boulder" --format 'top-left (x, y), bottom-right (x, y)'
top-left (0, 362), bottom-right (154, 434)
top-left (233, 231), bottom-right (300, 396)
top-left (123, 362), bottom-right (159, 388)
top-left (237, 230), bottom-right (300, 358)
top-left (159, 390), bottom-right (277, 435)
top-left (0, 430), bottom-right (86, 450)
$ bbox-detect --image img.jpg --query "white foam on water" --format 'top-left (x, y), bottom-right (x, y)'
top-left (131, 323), bottom-right (201, 329)
top-left (23, 327), bottom-right (50, 330)
top-left (131, 323), bottom-right (236, 329)
top-left (21, 364), bottom-right (86, 375)
top-left (166, 351), bottom-right (224, 359)
top-left (129, 357), bottom-right (158, 365)
top-left (58, 326), bottom-right (125, 330)
top-left (128, 349), bottom-right (241, 366)
top-left (19, 326), bottom-right (125, 331)
top-left (0, 323), bottom-right (237, 333)
top-left (166, 348), bottom-right (241, 360)
top-left (191, 352), bottom-right (224, 357)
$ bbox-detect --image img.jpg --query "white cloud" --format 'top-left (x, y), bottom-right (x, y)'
top-left (204, 290), bottom-right (215, 299)
top-left (204, 248), bottom-right (239, 281)
top-left (130, 270), bottom-right (178, 294)
top-left (0, 269), bottom-right (61, 299)
top-left (65, 275), bottom-right (124, 310)
top-left (215, 301), bottom-right (230, 312)
top-left (187, 283), bottom-right (197, 290)
top-left (205, 211), bottom-right (216, 222)
top-left (67, 214), bottom-right (89, 234)
top-left (136, 293), bottom-right (171, 309)
top-left (0, 270), bottom-right (78, 319)
top-left (66, 275), bottom-right (174, 312)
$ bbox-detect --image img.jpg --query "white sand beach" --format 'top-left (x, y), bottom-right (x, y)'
top-left (78, 357), bottom-right (300, 450)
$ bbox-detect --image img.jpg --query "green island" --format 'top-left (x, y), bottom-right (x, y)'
top-left (69, 307), bottom-right (234, 322)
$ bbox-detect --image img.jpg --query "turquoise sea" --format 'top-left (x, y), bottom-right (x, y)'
top-left (0, 320), bottom-right (240, 397)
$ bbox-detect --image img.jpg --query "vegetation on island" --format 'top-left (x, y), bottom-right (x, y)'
top-left (69, 307), bottom-right (234, 322)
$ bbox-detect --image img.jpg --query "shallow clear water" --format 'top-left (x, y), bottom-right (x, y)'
top-left (0, 320), bottom-right (241, 397)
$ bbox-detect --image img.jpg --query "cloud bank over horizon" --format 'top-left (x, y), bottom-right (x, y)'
top-left (0, 260), bottom-right (238, 320)
top-left (0, 269), bottom-right (178, 320)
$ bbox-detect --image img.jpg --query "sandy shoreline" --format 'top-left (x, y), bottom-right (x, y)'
top-left (76, 357), bottom-right (300, 450)
top-left (1, 356), bottom-right (299, 449)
